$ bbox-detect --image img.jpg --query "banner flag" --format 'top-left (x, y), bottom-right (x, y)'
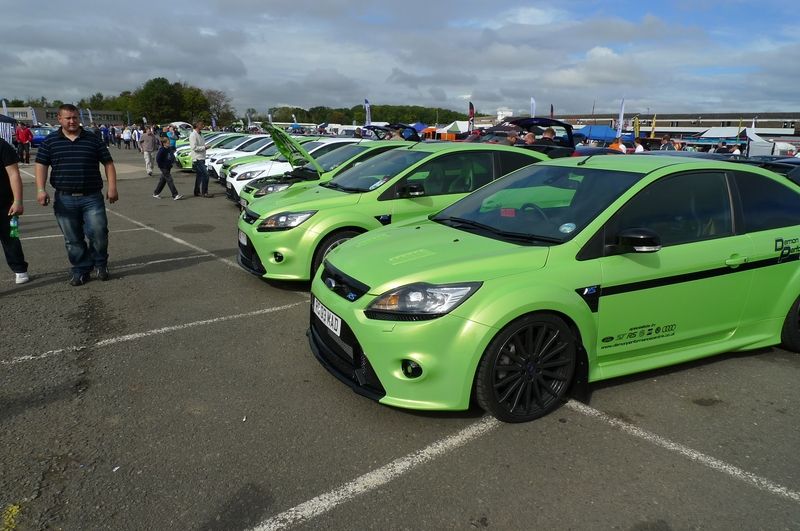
top-left (211, 115), bottom-right (217, 130)
top-left (268, 113), bottom-right (273, 123)
top-left (550, 103), bottom-right (554, 119)
top-left (615, 98), bottom-right (625, 138)
top-left (1, 99), bottom-right (7, 117)
top-left (30, 107), bottom-right (39, 126)
top-left (87, 108), bottom-right (94, 124)
top-left (633, 116), bottom-right (640, 138)
top-left (142, 116), bottom-right (147, 124)
top-left (364, 99), bottom-right (371, 126)
top-left (650, 114), bottom-right (657, 138)
top-left (79, 108), bottom-right (85, 125)
top-left (468, 101), bottom-right (475, 132)
top-left (530, 97), bottom-right (535, 118)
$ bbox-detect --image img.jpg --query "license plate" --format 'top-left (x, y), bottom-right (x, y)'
top-left (239, 198), bottom-right (248, 208)
top-left (313, 297), bottom-right (341, 337)
top-left (238, 230), bottom-right (248, 246)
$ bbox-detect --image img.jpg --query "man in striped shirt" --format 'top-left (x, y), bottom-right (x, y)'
top-left (34, 104), bottom-right (118, 286)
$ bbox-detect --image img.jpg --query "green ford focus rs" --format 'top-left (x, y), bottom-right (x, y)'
top-left (309, 155), bottom-right (800, 422)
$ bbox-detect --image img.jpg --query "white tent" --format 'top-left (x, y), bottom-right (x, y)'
top-left (700, 127), bottom-right (794, 156)
top-left (437, 120), bottom-right (470, 134)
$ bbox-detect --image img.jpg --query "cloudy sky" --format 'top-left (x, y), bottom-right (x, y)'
top-left (2, 1), bottom-right (798, 118)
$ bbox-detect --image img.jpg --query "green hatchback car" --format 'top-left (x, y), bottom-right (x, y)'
top-left (308, 155), bottom-right (800, 422)
top-left (237, 143), bottom-right (548, 281)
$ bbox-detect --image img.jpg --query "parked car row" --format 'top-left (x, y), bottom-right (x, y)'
top-left (190, 122), bottom-right (800, 424)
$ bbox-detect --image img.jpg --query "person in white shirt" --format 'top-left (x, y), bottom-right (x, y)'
top-left (189, 122), bottom-right (210, 197)
top-left (634, 139), bottom-right (645, 153)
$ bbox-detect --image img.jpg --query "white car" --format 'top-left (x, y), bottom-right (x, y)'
top-left (225, 137), bottom-right (360, 201)
top-left (207, 135), bottom-right (273, 180)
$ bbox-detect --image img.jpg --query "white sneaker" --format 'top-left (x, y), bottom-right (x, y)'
top-left (173, 194), bottom-right (183, 201)
top-left (153, 194), bottom-right (161, 199)
top-left (15, 272), bottom-right (29, 284)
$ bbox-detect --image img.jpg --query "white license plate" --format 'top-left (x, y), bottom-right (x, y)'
top-left (239, 198), bottom-right (248, 208)
top-left (238, 230), bottom-right (248, 246)
top-left (313, 297), bottom-right (341, 337)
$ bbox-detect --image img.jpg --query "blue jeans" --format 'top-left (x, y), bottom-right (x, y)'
top-left (193, 160), bottom-right (209, 195)
top-left (53, 192), bottom-right (109, 275)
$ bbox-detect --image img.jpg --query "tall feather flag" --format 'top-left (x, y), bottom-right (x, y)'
top-left (633, 116), bottom-right (640, 139)
top-left (248, 112), bottom-right (253, 129)
top-left (30, 107), bottom-right (39, 126)
top-left (615, 98), bottom-right (625, 138)
top-left (87, 108), bottom-right (94, 125)
top-left (79, 108), bottom-right (86, 125)
top-left (267, 113), bottom-right (273, 123)
top-left (142, 116), bottom-right (147, 124)
top-left (550, 104), bottom-right (554, 119)
top-left (468, 101), bottom-right (475, 132)
top-left (650, 114), bottom-right (657, 138)
top-left (364, 99), bottom-right (372, 126)
top-left (751, 117), bottom-right (756, 129)
top-left (530, 97), bottom-right (536, 118)
top-left (1, 99), bottom-right (7, 117)
top-left (736, 117), bottom-right (743, 137)
top-left (211, 115), bottom-right (217, 130)
top-left (290, 113), bottom-right (296, 124)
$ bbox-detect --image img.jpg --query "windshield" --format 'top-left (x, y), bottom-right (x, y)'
top-left (241, 137), bottom-right (272, 152)
top-left (216, 135), bottom-right (247, 149)
top-left (256, 144), bottom-right (281, 157)
top-left (302, 144), bottom-right (369, 173)
top-left (327, 149), bottom-right (427, 192)
top-left (432, 164), bottom-right (643, 244)
top-left (208, 135), bottom-right (238, 148)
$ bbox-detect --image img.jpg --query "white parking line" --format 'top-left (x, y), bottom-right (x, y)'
top-left (1, 301), bottom-right (306, 365)
top-left (250, 399), bottom-right (800, 530)
top-left (107, 208), bottom-right (239, 269)
top-left (21, 227), bottom-right (148, 240)
top-left (251, 416), bottom-right (501, 531)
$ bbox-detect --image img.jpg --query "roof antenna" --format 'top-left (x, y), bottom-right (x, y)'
top-left (577, 154), bottom-right (595, 166)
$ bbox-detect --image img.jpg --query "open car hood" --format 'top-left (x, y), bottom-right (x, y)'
top-left (504, 117), bottom-right (575, 147)
top-left (264, 123), bottom-right (324, 174)
top-left (363, 123), bottom-right (421, 142)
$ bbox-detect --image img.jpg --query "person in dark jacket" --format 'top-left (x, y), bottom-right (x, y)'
top-left (153, 137), bottom-right (182, 200)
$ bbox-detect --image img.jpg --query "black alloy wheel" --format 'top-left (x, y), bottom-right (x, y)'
top-left (311, 230), bottom-right (361, 279)
top-left (780, 295), bottom-right (800, 352)
top-left (477, 314), bottom-right (577, 422)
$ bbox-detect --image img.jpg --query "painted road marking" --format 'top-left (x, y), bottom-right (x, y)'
top-left (1, 302), bottom-right (306, 366)
top-left (250, 399), bottom-right (800, 530)
top-left (107, 209), bottom-right (239, 269)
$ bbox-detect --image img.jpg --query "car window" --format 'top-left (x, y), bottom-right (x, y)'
top-left (432, 165), bottom-right (643, 244)
top-left (329, 149), bottom-right (427, 192)
top-left (607, 172), bottom-right (733, 248)
top-left (303, 144), bottom-right (367, 172)
top-left (397, 152), bottom-right (495, 196)
top-left (734, 171), bottom-right (800, 233)
top-left (496, 151), bottom-right (541, 176)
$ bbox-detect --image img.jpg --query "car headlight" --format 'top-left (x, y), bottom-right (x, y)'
top-left (217, 157), bottom-right (234, 164)
top-left (257, 210), bottom-right (316, 232)
top-left (365, 282), bottom-right (482, 320)
top-left (237, 170), bottom-right (264, 181)
top-left (254, 183), bottom-right (291, 197)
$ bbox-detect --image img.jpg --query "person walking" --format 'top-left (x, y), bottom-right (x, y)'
top-left (34, 104), bottom-right (118, 286)
top-left (189, 121), bottom-right (211, 197)
top-left (15, 123), bottom-right (33, 164)
top-left (0, 138), bottom-right (29, 284)
top-left (140, 126), bottom-right (159, 176)
top-left (153, 137), bottom-right (182, 200)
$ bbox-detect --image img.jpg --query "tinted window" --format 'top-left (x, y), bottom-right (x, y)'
top-left (497, 151), bottom-right (540, 176)
top-left (329, 149), bottom-right (427, 192)
top-left (608, 172), bottom-right (732, 248)
top-left (399, 152), bottom-right (494, 196)
top-left (735, 171), bottom-right (800, 232)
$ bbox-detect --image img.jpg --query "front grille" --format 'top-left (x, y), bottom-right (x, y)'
top-left (320, 262), bottom-right (370, 302)
top-left (238, 236), bottom-right (266, 275)
top-left (309, 308), bottom-right (385, 400)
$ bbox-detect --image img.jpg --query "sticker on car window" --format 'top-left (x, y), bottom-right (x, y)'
top-left (559, 223), bottom-right (576, 234)
top-left (369, 177), bottom-right (389, 190)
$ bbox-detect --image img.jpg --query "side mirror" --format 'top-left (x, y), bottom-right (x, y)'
top-left (617, 228), bottom-right (661, 253)
top-left (399, 183), bottom-right (425, 197)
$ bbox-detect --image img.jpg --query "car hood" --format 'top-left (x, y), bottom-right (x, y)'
top-left (264, 124), bottom-right (324, 173)
top-left (246, 182), bottom-right (361, 215)
top-left (325, 221), bottom-right (550, 294)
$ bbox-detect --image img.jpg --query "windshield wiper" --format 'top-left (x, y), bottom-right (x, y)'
top-left (321, 181), bottom-right (363, 193)
top-left (434, 216), bottom-right (562, 244)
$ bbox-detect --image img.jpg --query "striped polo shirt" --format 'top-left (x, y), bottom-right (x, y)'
top-left (35, 127), bottom-right (113, 193)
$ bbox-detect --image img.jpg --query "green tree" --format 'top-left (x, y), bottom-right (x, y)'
top-left (134, 77), bottom-right (182, 123)
top-left (205, 89), bottom-right (236, 124)
top-left (182, 85), bottom-right (209, 123)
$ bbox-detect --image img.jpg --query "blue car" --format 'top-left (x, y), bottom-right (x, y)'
top-left (31, 126), bottom-right (58, 147)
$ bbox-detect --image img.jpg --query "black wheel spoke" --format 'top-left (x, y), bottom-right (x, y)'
top-left (509, 378), bottom-right (527, 412)
top-left (539, 341), bottom-right (566, 363)
top-left (536, 374), bottom-right (561, 399)
top-left (531, 375), bottom-right (544, 409)
top-left (540, 358), bottom-right (571, 369)
top-left (509, 337), bottom-right (527, 362)
top-left (498, 375), bottom-right (524, 403)
top-left (540, 370), bottom-right (567, 381)
top-left (494, 370), bottom-right (523, 390)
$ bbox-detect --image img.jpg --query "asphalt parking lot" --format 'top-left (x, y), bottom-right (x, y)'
top-left (1, 146), bottom-right (799, 530)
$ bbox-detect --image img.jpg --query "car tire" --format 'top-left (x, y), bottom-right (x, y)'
top-left (311, 230), bottom-right (362, 279)
top-left (780, 295), bottom-right (800, 352)
top-left (476, 313), bottom-right (577, 423)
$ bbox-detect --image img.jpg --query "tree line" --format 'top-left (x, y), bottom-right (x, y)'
top-left (4, 77), bottom-right (469, 126)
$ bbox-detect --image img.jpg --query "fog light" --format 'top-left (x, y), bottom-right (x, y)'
top-left (401, 359), bottom-right (422, 378)
top-left (273, 252), bottom-right (284, 263)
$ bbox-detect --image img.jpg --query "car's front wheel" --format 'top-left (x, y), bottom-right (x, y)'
top-left (311, 230), bottom-right (362, 279)
top-left (780, 295), bottom-right (800, 352)
top-left (476, 313), bottom-right (577, 423)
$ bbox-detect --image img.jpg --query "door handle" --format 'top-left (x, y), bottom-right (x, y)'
top-left (724, 255), bottom-right (748, 267)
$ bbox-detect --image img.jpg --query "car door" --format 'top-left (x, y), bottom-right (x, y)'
top-left (731, 170), bottom-right (800, 325)
top-left (593, 171), bottom-right (753, 368)
top-left (378, 151), bottom-right (496, 224)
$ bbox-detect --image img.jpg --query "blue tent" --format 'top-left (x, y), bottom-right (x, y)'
top-left (574, 125), bottom-right (633, 142)
top-left (411, 122), bottom-right (427, 132)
